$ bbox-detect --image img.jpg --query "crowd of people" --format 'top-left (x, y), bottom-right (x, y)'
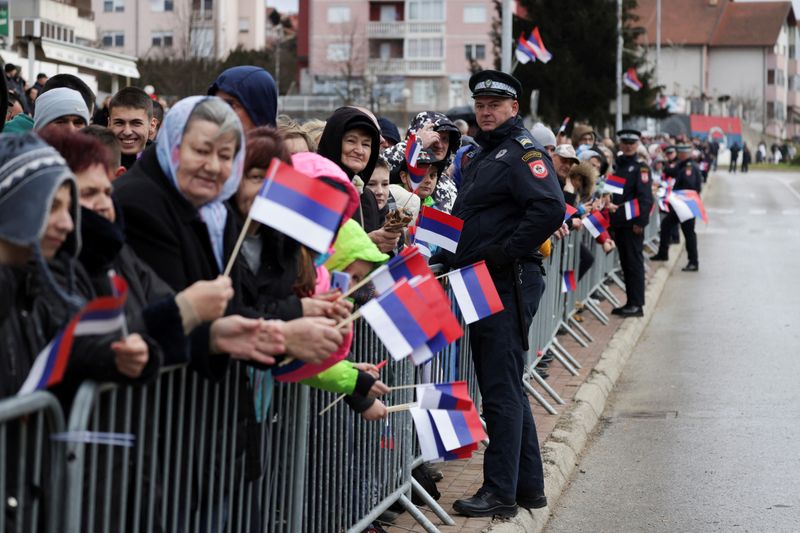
top-left (0, 63), bottom-right (709, 528)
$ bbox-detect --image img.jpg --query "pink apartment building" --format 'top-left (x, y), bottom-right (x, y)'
top-left (301, 0), bottom-right (497, 113)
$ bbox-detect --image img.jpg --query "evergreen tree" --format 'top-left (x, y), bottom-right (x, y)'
top-left (490, 0), bottom-right (664, 129)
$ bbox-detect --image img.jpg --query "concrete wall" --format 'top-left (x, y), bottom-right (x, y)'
top-left (646, 45), bottom-right (704, 97)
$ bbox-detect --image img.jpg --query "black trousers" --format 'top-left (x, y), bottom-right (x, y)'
top-left (468, 263), bottom-right (545, 500)
top-left (614, 226), bottom-right (646, 307)
top-left (658, 210), bottom-right (698, 264)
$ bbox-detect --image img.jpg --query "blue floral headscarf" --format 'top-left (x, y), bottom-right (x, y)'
top-left (155, 96), bottom-right (245, 271)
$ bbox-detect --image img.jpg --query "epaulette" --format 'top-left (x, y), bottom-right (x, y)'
top-left (514, 135), bottom-right (534, 149)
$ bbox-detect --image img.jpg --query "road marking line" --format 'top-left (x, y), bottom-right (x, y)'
top-left (748, 209), bottom-right (767, 215)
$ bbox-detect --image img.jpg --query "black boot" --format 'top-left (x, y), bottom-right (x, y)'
top-left (453, 490), bottom-right (517, 518)
top-left (517, 491), bottom-right (548, 510)
top-left (682, 262), bottom-right (699, 272)
top-left (611, 305), bottom-right (643, 317)
top-left (650, 253), bottom-right (669, 261)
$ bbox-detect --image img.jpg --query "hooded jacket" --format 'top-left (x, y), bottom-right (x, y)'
top-left (317, 107), bottom-right (383, 232)
top-left (208, 66), bottom-right (278, 128)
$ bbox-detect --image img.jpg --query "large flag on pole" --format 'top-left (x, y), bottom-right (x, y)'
top-left (249, 159), bottom-right (350, 253)
top-left (528, 27), bottom-right (552, 63)
top-left (623, 67), bottom-right (643, 91)
top-left (515, 32), bottom-right (538, 64)
top-left (18, 275), bottom-right (129, 395)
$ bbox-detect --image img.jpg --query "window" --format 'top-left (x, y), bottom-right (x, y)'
top-left (152, 31), bottom-right (174, 47)
top-left (412, 79), bottom-right (437, 105)
top-left (103, 0), bottom-right (124, 13)
top-left (769, 69), bottom-right (786, 86)
top-left (328, 6), bottom-right (351, 23)
top-left (465, 43), bottom-right (486, 60)
top-left (379, 42), bottom-right (391, 60)
top-left (408, 0), bottom-right (443, 21)
top-left (191, 27), bottom-right (213, 56)
top-left (151, 0), bottom-right (173, 11)
top-left (380, 5), bottom-right (397, 22)
top-left (239, 18), bottom-right (250, 33)
top-left (407, 38), bottom-right (443, 59)
top-left (102, 31), bottom-right (125, 47)
top-left (463, 5), bottom-right (486, 23)
top-left (327, 43), bottom-right (352, 61)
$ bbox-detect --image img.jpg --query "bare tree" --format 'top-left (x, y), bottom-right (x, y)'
top-left (332, 18), bottom-right (367, 106)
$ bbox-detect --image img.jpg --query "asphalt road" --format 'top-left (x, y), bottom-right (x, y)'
top-left (545, 170), bottom-right (800, 533)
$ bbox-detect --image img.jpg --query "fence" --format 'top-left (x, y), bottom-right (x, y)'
top-left (2, 215), bottom-right (661, 533)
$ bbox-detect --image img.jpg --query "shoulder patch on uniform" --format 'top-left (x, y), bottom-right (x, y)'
top-left (515, 135), bottom-right (534, 148)
top-left (640, 169), bottom-right (649, 183)
top-left (521, 150), bottom-right (543, 162)
top-left (528, 160), bottom-right (548, 178)
top-left (495, 149), bottom-right (508, 159)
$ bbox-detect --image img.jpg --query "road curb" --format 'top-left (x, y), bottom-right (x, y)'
top-left (483, 250), bottom-right (683, 533)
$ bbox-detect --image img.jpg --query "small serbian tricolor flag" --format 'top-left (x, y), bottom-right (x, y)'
top-left (584, 210), bottom-right (610, 238)
top-left (515, 32), bottom-right (538, 64)
top-left (448, 261), bottom-right (504, 324)
top-left (372, 246), bottom-right (432, 294)
top-left (408, 275), bottom-right (463, 365)
top-left (18, 276), bottom-right (129, 395)
top-left (623, 67), bottom-right (643, 91)
top-left (561, 270), bottom-right (577, 293)
top-left (669, 190), bottom-right (708, 223)
top-left (528, 27), bottom-right (552, 63)
top-left (604, 174), bottom-right (626, 195)
top-left (405, 133), bottom-right (427, 189)
top-left (417, 382), bottom-right (474, 411)
top-left (360, 279), bottom-right (441, 360)
top-left (557, 116), bottom-right (571, 135)
top-left (564, 204), bottom-right (578, 223)
top-left (410, 381), bottom-right (486, 462)
top-left (623, 199), bottom-right (641, 220)
top-left (249, 159), bottom-right (350, 253)
top-left (415, 206), bottom-right (463, 253)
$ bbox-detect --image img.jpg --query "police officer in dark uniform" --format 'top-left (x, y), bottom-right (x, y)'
top-left (609, 129), bottom-right (654, 317)
top-left (651, 144), bottom-right (702, 271)
top-left (433, 70), bottom-right (564, 518)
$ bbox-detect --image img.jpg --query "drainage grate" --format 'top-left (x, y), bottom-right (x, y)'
top-left (613, 410), bottom-right (678, 419)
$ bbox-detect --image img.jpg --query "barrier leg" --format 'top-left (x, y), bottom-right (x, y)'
top-left (397, 494), bottom-right (441, 533)
top-left (552, 339), bottom-right (582, 370)
top-left (559, 320), bottom-right (589, 348)
top-left (596, 284), bottom-right (622, 309)
top-left (584, 298), bottom-right (610, 325)
top-left (568, 315), bottom-right (594, 343)
top-left (411, 477), bottom-right (456, 526)
top-left (523, 379), bottom-right (558, 415)
top-left (547, 346), bottom-right (579, 376)
top-left (528, 370), bottom-right (565, 405)
top-left (609, 272), bottom-right (626, 292)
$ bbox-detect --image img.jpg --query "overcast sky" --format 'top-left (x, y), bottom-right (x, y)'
top-left (267, 0), bottom-right (298, 12)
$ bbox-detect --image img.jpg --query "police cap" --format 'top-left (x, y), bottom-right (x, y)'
top-left (617, 129), bottom-right (642, 142)
top-left (676, 144), bottom-right (693, 153)
top-left (469, 70), bottom-right (522, 100)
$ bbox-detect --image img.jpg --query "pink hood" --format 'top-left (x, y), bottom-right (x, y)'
top-left (291, 152), bottom-right (361, 224)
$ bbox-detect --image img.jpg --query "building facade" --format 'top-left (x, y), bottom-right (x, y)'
top-left (91, 0), bottom-right (266, 60)
top-left (637, 0), bottom-right (799, 139)
top-left (301, 0), bottom-right (496, 114)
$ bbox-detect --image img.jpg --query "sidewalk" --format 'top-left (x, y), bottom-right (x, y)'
top-left (387, 255), bottom-right (678, 533)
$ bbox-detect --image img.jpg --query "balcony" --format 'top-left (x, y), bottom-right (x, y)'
top-left (789, 59), bottom-right (800, 76)
top-left (788, 90), bottom-right (800, 108)
top-left (366, 21), bottom-right (444, 38)
top-left (368, 57), bottom-right (445, 76)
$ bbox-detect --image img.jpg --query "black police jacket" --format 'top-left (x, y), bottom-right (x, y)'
top-left (610, 155), bottom-right (654, 228)
top-left (448, 115), bottom-right (565, 270)
top-left (666, 158), bottom-right (703, 193)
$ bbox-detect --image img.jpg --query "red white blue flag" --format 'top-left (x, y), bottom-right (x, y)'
top-left (623, 68), bottom-right (643, 91)
top-left (417, 382), bottom-right (474, 411)
top-left (415, 206), bottom-right (463, 253)
top-left (557, 117), bottom-right (571, 135)
top-left (249, 159), bottom-right (350, 253)
top-left (564, 203), bottom-right (578, 222)
top-left (360, 279), bottom-right (441, 360)
top-left (408, 275), bottom-right (463, 365)
top-left (528, 27), bottom-right (552, 63)
top-left (405, 133), bottom-right (427, 189)
top-left (604, 174), bottom-right (627, 195)
top-left (448, 261), bottom-right (504, 324)
top-left (515, 32), bottom-right (538, 64)
top-left (561, 270), bottom-right (577, 293)
top-left (584, 210), bottom-right (610, 238)
top-left (371, 246), bottom-right (433, 294)
top-left (623, 199), bottom-right (641, 220)
top-left (669, 190), bottom-right (708, 223)
top-left (410, 381), bottom-right (486, 462)
top-left (18, 276), bottom-right (129, 395)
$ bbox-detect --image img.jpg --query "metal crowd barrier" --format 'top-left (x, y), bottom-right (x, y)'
top-left (0, 391), bottom-right (65, 533)
top-left (1, 212), bottom-right (662, 533)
